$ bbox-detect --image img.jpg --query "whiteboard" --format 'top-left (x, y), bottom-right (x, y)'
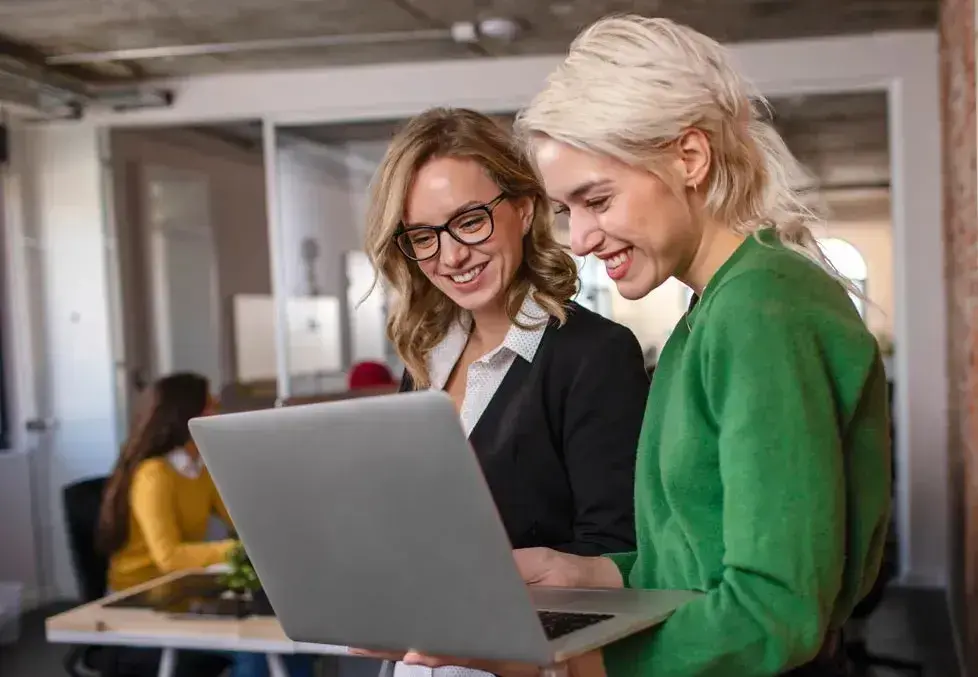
top-left (233, 294), bottom-right (342, 383)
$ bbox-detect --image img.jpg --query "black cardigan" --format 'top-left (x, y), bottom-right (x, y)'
top-left (400, 302), bottom-right (648, 556)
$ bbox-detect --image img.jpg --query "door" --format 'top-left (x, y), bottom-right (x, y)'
top-left (0, 125), bottom-right (46, 606)
top-left (144, 167), bottom-right (223, 389)
top-left (1, 123), bottom-right (121, 603)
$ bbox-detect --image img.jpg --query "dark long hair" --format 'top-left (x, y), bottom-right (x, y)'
top-left (97, 372), bottom-right (210, 554)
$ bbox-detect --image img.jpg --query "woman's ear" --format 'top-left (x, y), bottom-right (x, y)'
top-left (676, 128), bottom-right (712, 190)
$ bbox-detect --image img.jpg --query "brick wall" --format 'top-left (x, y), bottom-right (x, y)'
top-left (940, 0), bottom-right (978, 670)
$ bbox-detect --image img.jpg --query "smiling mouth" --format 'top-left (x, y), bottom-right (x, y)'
top-left (604, 250), bottom-right (630, 270)
top-left (448, 262), bottom-right (487, 284)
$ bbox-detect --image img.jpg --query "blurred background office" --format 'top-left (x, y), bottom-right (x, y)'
top-left (0, 0), bottom-right (974, 675)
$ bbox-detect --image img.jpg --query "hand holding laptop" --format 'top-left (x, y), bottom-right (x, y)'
top-left (348, 647), bottom-right (607, 677)
top-left (350, 548), bottom-right (622, 677)
top-left (514, 549), bottom-right (624, 590)
top-left (348, 648), bottom-right (540, 677)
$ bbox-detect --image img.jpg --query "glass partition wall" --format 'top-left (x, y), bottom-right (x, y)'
top-left (262, 119), bottom-right (400, 402)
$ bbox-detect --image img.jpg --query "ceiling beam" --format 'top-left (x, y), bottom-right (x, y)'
top-left (47, 28), bottom-right (457, 66)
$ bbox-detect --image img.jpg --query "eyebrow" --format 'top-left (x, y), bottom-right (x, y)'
top-left (567, 179), bottom-right (613, 202)
top-left (403, 200), bottom-right (486, 229)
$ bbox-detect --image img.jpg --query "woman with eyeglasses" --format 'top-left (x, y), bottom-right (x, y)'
top-left (363, 107), bottom-right (650, 677)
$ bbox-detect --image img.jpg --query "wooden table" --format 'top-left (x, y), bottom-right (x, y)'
top-left (45, 569), bottom-right (350, 677)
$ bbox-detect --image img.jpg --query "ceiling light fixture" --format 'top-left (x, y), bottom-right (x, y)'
top-left (475, 18), bottom-right (522, 42)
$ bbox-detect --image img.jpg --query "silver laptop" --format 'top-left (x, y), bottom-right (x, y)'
top-left (190, 390), bottom-right (697, 666)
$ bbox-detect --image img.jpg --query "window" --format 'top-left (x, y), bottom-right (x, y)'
top-left (817, 237), bottom-right (868, 318)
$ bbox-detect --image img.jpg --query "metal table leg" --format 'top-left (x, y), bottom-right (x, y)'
top-left (157, 647), bottom-right (177, 677)
top-left (268, 652), bottom-right (290, 677)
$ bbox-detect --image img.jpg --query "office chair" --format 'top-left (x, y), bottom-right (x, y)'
top-left (845, 380), bottom-right (924, 676)
top-left (62, 476), bottom-right (119, 677)
top-left (845, 537), bottom-right (924, 676)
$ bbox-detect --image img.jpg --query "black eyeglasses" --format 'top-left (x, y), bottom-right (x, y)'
top-left (393, 193), bottom-right (508, 262)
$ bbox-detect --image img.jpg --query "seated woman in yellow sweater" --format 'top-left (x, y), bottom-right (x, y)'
top-left (98, 372), bottom-right (235, 677)
top-left (99, 372), bottom-right (235, 591)
top-left (99, 372), bottom-right (313, 677)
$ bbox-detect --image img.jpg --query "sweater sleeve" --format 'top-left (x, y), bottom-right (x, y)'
top-left (605, 551), bottom-right (638, 582)
top-left (130, 461), bottom-right (235, 573)
top-left (604, 281), bottom-right (861, 677)
top-left (552, 325), bottom-right (647, 556)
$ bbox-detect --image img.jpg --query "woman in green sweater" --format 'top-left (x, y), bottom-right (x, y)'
top-left (384, 14), bottom-right (891, 677)
top-left (511, 15), bottom-right (891, 677)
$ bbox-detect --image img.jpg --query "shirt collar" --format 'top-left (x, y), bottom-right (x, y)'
top-left (166, 447), bottom-right (204, 479)
top-left (428, 292), bottom-right (551, 389)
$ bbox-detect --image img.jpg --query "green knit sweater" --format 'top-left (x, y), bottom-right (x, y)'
top-left (603, 232), bottom-right (891, 676)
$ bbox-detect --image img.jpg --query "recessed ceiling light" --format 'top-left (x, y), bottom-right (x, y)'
top-left (478, 17), bottom-right (521, 42)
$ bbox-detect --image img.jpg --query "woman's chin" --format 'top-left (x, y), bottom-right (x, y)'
top-left (612, 266), bottom-right (663, 301)
top-left (613, 279), bottom-right (651, 301)
top-left (447, 286), bottom-right (503, 314)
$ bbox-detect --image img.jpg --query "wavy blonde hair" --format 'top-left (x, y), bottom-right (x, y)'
top-left (515, 15), bottom-right (842, 277)
top-left (364, 108), bottom-right (579, 389)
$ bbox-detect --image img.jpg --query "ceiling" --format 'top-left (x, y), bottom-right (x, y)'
top-left (0, 0), bottom-right (939, 82)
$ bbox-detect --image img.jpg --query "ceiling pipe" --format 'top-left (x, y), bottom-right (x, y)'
top-left (0, 55), bottom-right (92, 101)
top-left (0, 54), bottom-right (174, 118)
top-left (45, 19), bottom-right (522, 66)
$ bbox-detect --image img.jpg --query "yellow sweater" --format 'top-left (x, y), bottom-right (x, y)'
top-left (108, 457), bottom-right (236, 591)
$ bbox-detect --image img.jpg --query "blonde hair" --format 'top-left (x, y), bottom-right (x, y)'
top-left (364, 108), bottom-right (579, 389)
top-left (515, 15), bottom-right (838, 273)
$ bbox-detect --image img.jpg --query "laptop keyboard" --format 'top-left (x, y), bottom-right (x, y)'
top-left (537, 611), bottom-right (614, 640)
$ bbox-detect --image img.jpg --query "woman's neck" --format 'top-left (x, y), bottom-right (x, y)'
top-left (681, 220), bottom-right (746, 295)
top-left (183, 442), bottom-right (200, 460)
top-left (469, 304), bottom-right (512, 355)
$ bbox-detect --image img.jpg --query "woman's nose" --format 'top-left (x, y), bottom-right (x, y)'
top-left (439, 234), bottom-right (469, 268)
top-left (569, 213), bottom-right (603, 257)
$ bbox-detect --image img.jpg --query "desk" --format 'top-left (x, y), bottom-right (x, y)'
top-left (45, 569), bottom-right (349, 677)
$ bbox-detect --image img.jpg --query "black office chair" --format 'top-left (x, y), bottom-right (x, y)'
top-left (62, 476), bottom-right (118, 677)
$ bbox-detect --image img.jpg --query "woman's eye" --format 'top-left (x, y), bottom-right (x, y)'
top-left (586, 196), bottom-right (611, 212)
top-left (553, 204), bottom-right (569, 215)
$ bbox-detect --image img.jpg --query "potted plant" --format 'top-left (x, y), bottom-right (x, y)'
top-left (223, 543), bottom-right (260, 595)
top-left (220, 542), bottom-right (272, 614)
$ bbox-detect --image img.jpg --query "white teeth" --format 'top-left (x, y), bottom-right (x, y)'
top-left (605, 251), bottom-right (629, 270)
top-left (451, 263), bottom-right (485, 284)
